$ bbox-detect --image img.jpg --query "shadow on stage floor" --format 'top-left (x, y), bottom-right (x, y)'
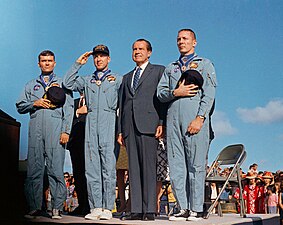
top-left (6, 213), bottom-right (279, 225)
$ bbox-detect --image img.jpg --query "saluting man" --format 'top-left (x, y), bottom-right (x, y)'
top-left (157, 29), bottom-right (217, 221)
top-left (63, 45), bottom-right (122, 221)
top-left (16, 50), bottom-right (73, 220)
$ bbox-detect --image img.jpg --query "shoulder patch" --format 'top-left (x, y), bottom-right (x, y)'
top-left (189, 62), bottom-right (198, 69)
top-left (107, 75), bottom-right (116, 82)
top-left (33, 84), bottom-right (41, 91)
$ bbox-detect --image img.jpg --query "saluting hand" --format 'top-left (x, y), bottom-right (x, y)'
top-left (76, 51), bottom-right (93, 65)
top-left (173, 80), bottom-right (199, 97)
top-left (34, 98), bottom-right (51, 109)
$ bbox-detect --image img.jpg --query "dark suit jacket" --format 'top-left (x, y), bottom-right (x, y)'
top-left (118, 63), bottom-right (167, 138)
top-left (66, 98), bottom-right (86, 150)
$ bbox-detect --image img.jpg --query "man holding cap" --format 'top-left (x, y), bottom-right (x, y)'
top-left (63, 45), bottom-right (122, 220)
top-left (16, 50), bottom-right (73, 220)
top-left (157, 29), bottom-right (217, 221)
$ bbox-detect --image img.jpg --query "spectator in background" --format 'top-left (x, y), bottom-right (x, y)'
top-left (243, 172), bottom-right (261, 214)
top-left (265, 185), bottom-right (278, 214)
top-left (263, 171), bottom-right (274, 197)
top-left (156, 138), bottom-right (169, 216)
top-left (256, 176), bottom-right (265, 213)
top-left (248, 163), bottom-right (259, 176)
top-left (64, 172), bottom-right (71, 188)
top-left (278, 181), bottom-right (283, 225)
top-left (115, 145), bottom-right (130, 214)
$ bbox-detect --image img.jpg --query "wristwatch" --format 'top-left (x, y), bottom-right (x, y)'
top-left (197, 115), bottom-right (205, 120)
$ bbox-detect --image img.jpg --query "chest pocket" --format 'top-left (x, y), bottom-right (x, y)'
top-left (103, 82), bottom-right (118, 111)
top-left (51, 108), bottom-right (63, 118)
top-left (85, 84), bottom-right (97, 109)
top-left (169, 68), bottom-right (181, 89)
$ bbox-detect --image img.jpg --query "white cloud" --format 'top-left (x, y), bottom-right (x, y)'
top-left (212, 111), bottom-right (237, 137)
top-left (237, 99), bottom-right (283, 124)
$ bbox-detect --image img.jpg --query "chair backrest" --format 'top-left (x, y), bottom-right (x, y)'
top-left (207, 144), bottom-right (246, 178)
top-left (217, 144), bottom-right (245, 165)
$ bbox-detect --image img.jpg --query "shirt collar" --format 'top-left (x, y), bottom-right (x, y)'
top-left (136, 61), bottom-right (149, 71)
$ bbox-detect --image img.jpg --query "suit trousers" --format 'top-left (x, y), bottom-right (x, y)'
top-left (124, 117), bottom-right (158, 214)
top-left (69, 128), bottom-right (90, 213)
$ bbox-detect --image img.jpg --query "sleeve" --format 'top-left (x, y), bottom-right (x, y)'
top-left (156, 66), bottom-right (168, 126)
top-left (61, 88), bottom-right (74, 134)
top-left (63, 62), bottom-right (85, 93)
top-left (117, 76), bottom-right (126, 135)
top-left (197, 60), bottom-right (217, 117)
top-left (15, 83), bottom-right (37, 114)
top-left (157, 66), bottom-right (176, 103)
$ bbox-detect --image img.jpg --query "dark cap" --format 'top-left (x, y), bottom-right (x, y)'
top-left (46, 86), bottom-right (66, 107)
top-left (92, 44), bottom-right (110, 56)
top-left (176, 69), bottom-right (204, 89)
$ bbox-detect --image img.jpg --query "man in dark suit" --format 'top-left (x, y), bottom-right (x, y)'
top-left (66, 94), bottom-right (90, 216)
top-left (117, 39), bottom-right (167, 221)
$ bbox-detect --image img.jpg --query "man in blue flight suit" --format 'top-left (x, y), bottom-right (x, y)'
top-left (16, 50), bottom-right (73, 220)
top-left (63, 45), bottom-right (122, 221)
top-left (157, 29), bottom-right (217, 221)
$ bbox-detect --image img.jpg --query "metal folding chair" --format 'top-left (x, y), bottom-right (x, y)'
top-left (204, 144), bottom-right (247, 219)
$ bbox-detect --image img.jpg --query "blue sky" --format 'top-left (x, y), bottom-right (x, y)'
top-left (1, 0), bottom-right (282, 173)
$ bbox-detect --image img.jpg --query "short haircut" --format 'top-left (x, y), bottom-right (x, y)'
top-left (178, 28), bottom-right (197, 40)
top-left (133, 38), bottom-right (152, 52)
top-left (38, 50), bottom-right (55, 62)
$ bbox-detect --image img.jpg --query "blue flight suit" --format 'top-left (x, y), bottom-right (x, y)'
top-left (63, 62), bottom-right (122, 210)
top-left (16, 75), bottom-right (73, 212)
top-left (157, 54), bottom-right (217, 212)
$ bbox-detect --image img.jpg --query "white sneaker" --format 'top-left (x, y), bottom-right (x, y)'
top-left (187, 211), bottom-right (202, 221)
top-left (52, 209), bottom-right (62, 219)
top-left (100, 209), bottom-right (112, 220)
top-left (85, 208), bottom-right (103, 220)
top-left (169, 209), bottom-right (189, 221)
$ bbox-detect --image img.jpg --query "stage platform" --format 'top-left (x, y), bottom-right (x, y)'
top-left (12, 213), bottom-right (279, 225)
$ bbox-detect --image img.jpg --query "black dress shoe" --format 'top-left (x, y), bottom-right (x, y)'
top-left (68, 207), bottom-right (90, 216)
top-left (142, 213), bottom-right (155, 221)
top-left (120, 213), bottom-right (143, 220)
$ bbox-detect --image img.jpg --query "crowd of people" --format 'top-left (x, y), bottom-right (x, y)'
top-left (55, 162), bottom-right (283, 224)
top-left (15, 28), bottom-right (282, 224)
top-left (206, 163), bottom-right (283, 221)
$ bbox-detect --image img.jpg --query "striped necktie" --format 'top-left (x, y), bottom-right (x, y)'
top-left (133, 67), bottom-right (141, 90)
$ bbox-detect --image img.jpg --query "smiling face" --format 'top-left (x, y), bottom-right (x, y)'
top-left (93, 53), bottom-right (110, 71)
top-left (38, 55), bottom-right (56, 74)
top-left (177, 30), bottom-right (197, 56)
top-left (132, 40), bottom-right (152, 66)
